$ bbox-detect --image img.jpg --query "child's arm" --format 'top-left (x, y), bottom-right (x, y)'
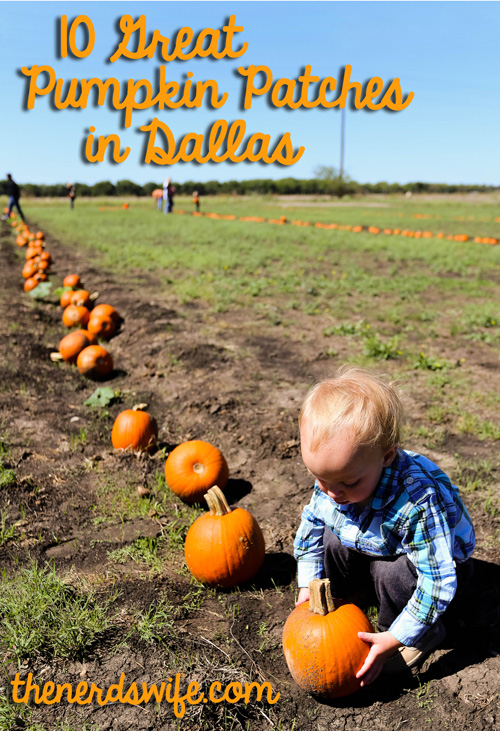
top-left (293, 486), bottom-right (328, 603)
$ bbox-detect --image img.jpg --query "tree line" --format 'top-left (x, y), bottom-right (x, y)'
top-left (1, 177), bottom-right (498, 198)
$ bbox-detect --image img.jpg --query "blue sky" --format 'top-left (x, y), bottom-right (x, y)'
top-left (1, 1), bottom-right (499, 186)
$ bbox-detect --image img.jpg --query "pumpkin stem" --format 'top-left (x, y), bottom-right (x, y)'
top-left (308, 578), bottom-right (338, 615)
top-left (204, 486), bottom-right (230, 516)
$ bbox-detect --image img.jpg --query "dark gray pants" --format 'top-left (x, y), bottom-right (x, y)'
top-left (323, 528), bottom-right (473, 632)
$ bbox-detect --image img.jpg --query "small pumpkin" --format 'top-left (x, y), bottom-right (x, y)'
top-left (62, 305), bottom-right (90, 329)
top-left (282, 579), bottom-right (373, 699)
top-left (87, 313), bottom-right (116, 340)
top-left (111, 409), bottom-right (158, 452)
top-left (91, 304), bottom-right (121, 323)
top-left (69, 289), bottom-right (91, 308)
top-left (26, 246), bottom-right (43, 260)
top-left (16, 235), bottom-right (28, 247)
top-left (60, 290), bottom-right (74, 308)
top-left (33, 271), bottom-right (47, 283)
top-left (58, 330), bottom-right (95, 363)
top-left (63, 274), bottom-right (81, 288)
top-left (35, 231), bottom-right (45, 240)
top-left (22, 261), bottom-right (38, 279)
top-left (164, 440), bottom-right (229, 504)
top-left (184, 486), bottom-right (265, 587)
top-left (24, 277), bottom-right (39, 293)
top-left (76, 345), bottom-right (113, 378)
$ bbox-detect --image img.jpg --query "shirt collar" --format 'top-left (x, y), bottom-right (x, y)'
top-left (369, 448), bottom-right (406, 511)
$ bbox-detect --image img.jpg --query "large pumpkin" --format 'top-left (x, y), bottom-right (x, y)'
top-left (58, 330), bottom-right (95, 363)
top-left (76, 345), bottom-right (113, 378)
top-left (63, 274), bottom-right (81, 288)
top-left (184, 486), bottom-right (265, 587)
top-left (282, 579), bottom-right (373, 699)
top-left (111, 409), bottom-right (158, 452)
top-left (87, 313), bottom-right (116, 340)
top-left (164, 440), bottom-right (229, 503)
top-left (62, 305), bottom-right (90, 329)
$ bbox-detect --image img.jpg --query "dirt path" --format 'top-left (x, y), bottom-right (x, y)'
top-left (1, 223), bottom-right (499, 730)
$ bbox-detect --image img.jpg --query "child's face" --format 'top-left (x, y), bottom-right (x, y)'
top-left (300, 425), bottom-right (397, 508)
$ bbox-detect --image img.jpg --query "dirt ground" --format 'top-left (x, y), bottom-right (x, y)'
top-left (0, 222), bottom-right (499, 731)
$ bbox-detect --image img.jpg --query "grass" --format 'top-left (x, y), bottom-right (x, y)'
top-left (3, 192), bottom-right (500, 727)
top-left (0, 561), bottom-right (117, 662)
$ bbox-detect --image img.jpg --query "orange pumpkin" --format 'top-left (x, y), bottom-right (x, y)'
top-left (33, 271), bottom-right (47, 283)
top-left (87, 314), bottom-right (116, 340)
top-left (24, 277), bottom-right (39, 293)
top-left (63, 274), bottom-right (81, 288)
top-left (184, 486), bottom-right (265, 587)
top-left (16, 235), bottom-right (28, 247)
top-left (58, 330), bottom-right (95, 363)
top-left (35, 231), bottom-right (45, 240)
top-left (62, 305), bottom-right (90, 329)
top-left (282, 579), bottom-right (373, 698)
top-left (60, 290), bottom-right (74, 308)
top-left (91, 304), bottom-right (121, 323)
top-left (26, 246), bottom-right (43, 260)
top-left (22, 261), bottom-right (38, 279)
top-left (111, 409), bottom-right (158, 452)
top-left (165, 440), bottom-right (229, 503)
top-left (69, 289), bottom-right (91, 308)
top-left (76, 345), bottom-right (113, 378)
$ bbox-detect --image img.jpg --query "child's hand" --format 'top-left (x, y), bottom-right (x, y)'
top-left (295, 587), bottom-right (310, 606)
top-left (355, 630), bottom-right (403, 686)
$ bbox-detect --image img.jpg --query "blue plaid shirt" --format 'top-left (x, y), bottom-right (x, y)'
top-left (294, 449), bottom-right (475, 646)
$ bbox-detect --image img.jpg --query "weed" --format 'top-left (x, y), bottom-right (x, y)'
top-left (414, 352), bottom-right (448, 371)
top-left (363, 335), bottom-right (402, 361)
top-left (0, 510), bottom-right (16, 546)
top-left (108, 536), bottom-right (165, 573)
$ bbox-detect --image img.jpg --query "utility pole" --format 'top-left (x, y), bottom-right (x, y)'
top-left (339, 107), bottom-right (345, 181)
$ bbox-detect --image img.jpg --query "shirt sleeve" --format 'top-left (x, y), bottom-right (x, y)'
top-left (293, 486), bottom-right (327, 588)
top-left (389, 493), bottom-right (458, 646)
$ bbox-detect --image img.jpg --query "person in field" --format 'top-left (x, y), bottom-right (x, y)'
top-left (67, 183), bottom-right (76, 209)
top-left (163, 178), bottom-right (176, 214)
top-left (1, 173), bottom-right (25, 222)
top-left (294, 366), bottom-right (475, 684)
top-left (192, 190), bottom-right (200, 212)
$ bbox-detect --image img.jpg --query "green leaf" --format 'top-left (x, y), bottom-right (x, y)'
top-left (84, 387), bottom-right (121, 408)
top-left (28, 281), bottom-right (52, 299)
top-left (53, 285), bottom-right (73, 299)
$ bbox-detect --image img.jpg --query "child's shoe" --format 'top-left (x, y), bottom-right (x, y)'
top-left (383, 619), bottom-right (447, 674)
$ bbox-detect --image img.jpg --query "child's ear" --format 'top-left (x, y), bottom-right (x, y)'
top-left (383, 444), bottom-right (398, 467)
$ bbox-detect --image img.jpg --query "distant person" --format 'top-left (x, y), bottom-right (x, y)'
top-left (192, 190), bottom-right (200, 212)
top-left (67, 183), bottom-right (76, 209)
top-left (163, 178), bottom-right (175, 214)
top-left (1, 173), bottom-right (25, 222)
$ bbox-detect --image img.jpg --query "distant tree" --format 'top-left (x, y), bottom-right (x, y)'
top-left (75, 183), bottom-right (92, 197)
top-left (314, 165), bottom-right (354, 197)
top-left (116, 179), bottom-right (143, 196)
top-left (22, 184), bottom-right (41, 197)
top-left (92, 181), bottom-right (116, 196)
top-left (143, 181), bottom-right (161, 196)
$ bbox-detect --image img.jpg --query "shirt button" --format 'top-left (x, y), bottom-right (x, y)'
top-left (405, 477), bottom-right (414, 485)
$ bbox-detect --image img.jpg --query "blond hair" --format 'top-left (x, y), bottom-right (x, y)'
top-left (299, 366), bottom-right (403, 452)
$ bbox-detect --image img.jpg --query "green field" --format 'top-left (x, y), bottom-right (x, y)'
top-left (2, 192), bottom-right (500, 730)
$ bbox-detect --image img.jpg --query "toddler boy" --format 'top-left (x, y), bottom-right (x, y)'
top-left (294, 366), bottom-right (475, 685)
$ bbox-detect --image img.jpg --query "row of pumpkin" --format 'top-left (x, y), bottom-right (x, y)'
top-left (171, 207), bottom-right (500, 245)
top-left (4, 208), bottom-right (375, 700)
